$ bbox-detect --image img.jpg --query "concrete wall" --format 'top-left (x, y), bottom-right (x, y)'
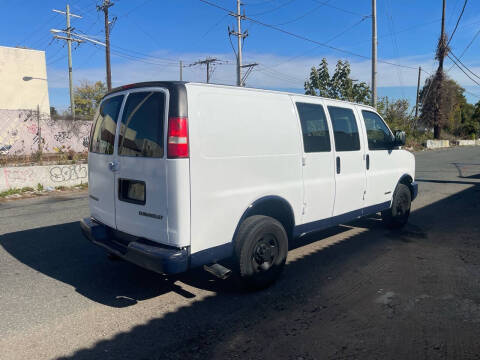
top-left (426, 140), bottom-right (450, 149)
top-left (455, 140), bottom-right (476, 146)
top-left (0, 109), bottom-right (92, 155)
top-left (0, 46), bottom-right (50, 115)
top-left (0, 164), bottom-right (88, 192)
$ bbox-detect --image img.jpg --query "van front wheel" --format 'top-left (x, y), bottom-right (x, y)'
top-left (234, 215), bottom-right (288, 290)
top-left (382, 183), bottom-right (411, 229)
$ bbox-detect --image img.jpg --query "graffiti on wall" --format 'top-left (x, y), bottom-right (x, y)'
top-left (0, 109), bottom-right (92, 156)
top-left (49, 164), bottom-right (87, 182)
top-left (2, 167), bottom-right (34, 188)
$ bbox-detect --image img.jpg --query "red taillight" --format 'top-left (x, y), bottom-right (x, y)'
top-left (167, 117), bottom-right (189, 158)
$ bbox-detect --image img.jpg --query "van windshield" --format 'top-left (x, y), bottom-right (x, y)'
top-left (90, 95), bottom-right (124, 155)
top-left (118, 91), bottom-right (165, 158)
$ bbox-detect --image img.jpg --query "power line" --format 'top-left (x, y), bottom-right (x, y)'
top-left (310, 0), bottom-right (368, 17)
top-left (118, 0), bottom-right (155, 17)
top-left (384, 0), bottom-right (405, 99)
top-left (250, 0), bottom-right (297, 16)
top-left (447, 0), bottom-right (468, 46)
top-left (449, 51), bottom-right (480, 81)
top-left (198, 0), bottom-right (417, 71)
top-left (447, 54), bottom-right (480, 87)
top-left (272, 1), bottom-right (331, 26)
top-left (447, 27), bottom-right (480, 72)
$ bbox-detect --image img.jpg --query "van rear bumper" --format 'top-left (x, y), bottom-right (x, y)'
top-left (80, 217), bottom-right (189, 275)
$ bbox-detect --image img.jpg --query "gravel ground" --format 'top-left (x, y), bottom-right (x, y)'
top-left (0, 146), bottom-right (479, 360)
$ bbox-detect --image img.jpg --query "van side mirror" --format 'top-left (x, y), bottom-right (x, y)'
top-left (393, 130), bottom-right (406, 147)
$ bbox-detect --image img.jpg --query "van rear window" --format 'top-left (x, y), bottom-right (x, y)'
top-left (90, 95), bottom-right (124, 155)
top-left (118, 92), bottom-right (165, 158)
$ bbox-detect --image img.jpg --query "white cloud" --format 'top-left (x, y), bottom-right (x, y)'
top-left (47, 50), bottom-right (480, 94)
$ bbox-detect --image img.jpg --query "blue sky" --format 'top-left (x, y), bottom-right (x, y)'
top-left (2, 0), bottom-right (480, 110)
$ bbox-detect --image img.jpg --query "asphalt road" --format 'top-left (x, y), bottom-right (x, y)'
top-left (1, 147), bottom-right (480, 360)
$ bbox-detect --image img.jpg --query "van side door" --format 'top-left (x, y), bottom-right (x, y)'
top-left (359, 108), bottom-right (399, 209)
top-left (326, 103), bottom-right (367, 217)
top-left (293, 99), bottom-right (336, 225)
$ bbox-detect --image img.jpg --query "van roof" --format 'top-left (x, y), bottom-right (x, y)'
top-left (107, 81), bottom-right (376, 110)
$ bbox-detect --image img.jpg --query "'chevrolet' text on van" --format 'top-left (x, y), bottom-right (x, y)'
top-left (80, 81), bottom-right (417, 289)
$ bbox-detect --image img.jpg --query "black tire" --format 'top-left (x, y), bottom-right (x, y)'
top-left (234, 215), bottom-right (288, 290)
top-left (382, 183), bottom-right (411, 229)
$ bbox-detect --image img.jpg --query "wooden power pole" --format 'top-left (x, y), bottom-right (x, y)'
top-left (433, 0), bottom-right (447, 139)
top-left (98, 0), bottom-right (114, 91)
top-left (415, 66), bottom-right (422, 121)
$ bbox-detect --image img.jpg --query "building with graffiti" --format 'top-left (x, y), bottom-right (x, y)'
top-left (0, 45), bottom-right (91, 156)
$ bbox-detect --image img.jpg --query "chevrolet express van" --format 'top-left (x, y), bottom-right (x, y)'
top-left (81, 81), bottom-right (417, 289)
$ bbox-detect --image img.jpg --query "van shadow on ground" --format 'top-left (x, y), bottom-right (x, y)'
top-left (2, 173), bottom-right (479, 359)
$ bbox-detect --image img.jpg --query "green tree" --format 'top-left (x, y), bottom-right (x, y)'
top-left (419, 74), bottom-right (465, 138)
top-left (377, 97), bottom-right (413, 130)
top-left (73, 80), bottom-right (107, 119)
top-left (304, 58), bottom-right (371, 105)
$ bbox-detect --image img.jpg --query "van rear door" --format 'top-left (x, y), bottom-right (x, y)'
top-left (113, 88), bottom-right (169, 244)
top-left (88, 94), bottom-right (125, 228)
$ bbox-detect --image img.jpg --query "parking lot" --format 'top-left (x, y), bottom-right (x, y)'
top-left (1, 146), bottom-right (479, 360)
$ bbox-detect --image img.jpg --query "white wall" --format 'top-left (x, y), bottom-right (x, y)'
top-left (0, 46), bottom-right (50, 114)
top-left (0, 164), bottom-right (88, 192)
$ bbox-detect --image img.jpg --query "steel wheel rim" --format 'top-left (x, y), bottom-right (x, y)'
top-left (252, 234), bottom-right (279, 272)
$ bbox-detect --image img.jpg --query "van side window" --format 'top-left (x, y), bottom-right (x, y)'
top-left (90, 95), bottom-right (124, 155)
top-left (327, 106), bottom-right (360, 151)
top-left (118, 92), bottom-right (165, 158)
top-left (362, 110), bottom-right (393, 150)
top-left (296, 102), bottom-right (331, 152)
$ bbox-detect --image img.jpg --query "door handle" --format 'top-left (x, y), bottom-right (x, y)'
top-left (336, 156), bottom-right (341, 174)
top-left (366, 154), bottom-right (370, 170)
top-left (108, 161), bottom-right (119, 172)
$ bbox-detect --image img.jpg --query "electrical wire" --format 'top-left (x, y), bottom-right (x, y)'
top-left (250, 0), bottom-right (297, 17)
top-left (449, 51), bottom-right (480, 81)
top-left (198, 0), bottom-right (418, 71)
top-left (310, 0), bottom-right (368, 18)
top-left (447, 54), bottom-right (480, 86)
top-left (272, 1), bottom-right (331, 26)
top-left (384, 0), bottom-right (405, 98)
top-left (447, 0), bottom-right (468, 46)
top-left (447, 27), bottom-right (480, 72)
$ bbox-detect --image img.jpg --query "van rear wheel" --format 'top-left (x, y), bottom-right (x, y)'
top-left (382, 183), bottom-right (411, 229)
top-left (234, 215), bottom-right (288, 290)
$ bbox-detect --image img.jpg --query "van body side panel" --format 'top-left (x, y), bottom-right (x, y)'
top-left (186, 84), bottom-right (303, 256)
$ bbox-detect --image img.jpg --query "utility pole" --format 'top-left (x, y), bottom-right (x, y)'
top-left (52, 5), bottom-right (82, 119)
top-left (98, 0), bottom-right (114, 91)
top-left (414, 66), bottom-right (422, 122)
top-left (188, 58), bottom-right (221, 83)
top-left (241, 63), bottom-right (259, 86)
top-left (229, 0), bottom-right (248, 86)
top-left (433, 0), bottom-right (447, 139)
top-left (371, 0), bottom-right (377, 108)
top-left (180, 60), bottom-right (183, 81)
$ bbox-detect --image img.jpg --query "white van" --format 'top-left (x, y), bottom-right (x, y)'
top-left (80, 81), bottom-right (417, 288)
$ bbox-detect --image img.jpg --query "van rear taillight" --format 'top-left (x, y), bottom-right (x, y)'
top-left (167, 117), bottom-right (189, 158)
